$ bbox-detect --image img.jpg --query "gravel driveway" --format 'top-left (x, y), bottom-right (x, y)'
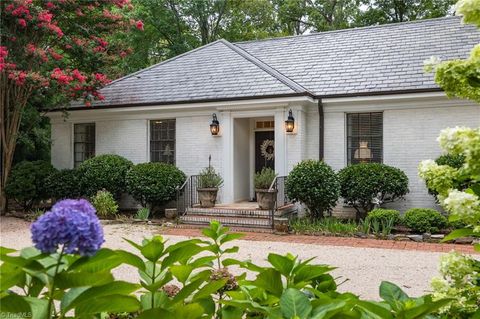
top-left (0, 217), bottom-right (446, 300)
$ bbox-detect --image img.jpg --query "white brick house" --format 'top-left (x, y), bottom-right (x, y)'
top-left (48, 17), bottom-right (480, 211)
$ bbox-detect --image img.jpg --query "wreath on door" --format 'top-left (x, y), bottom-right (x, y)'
top-left (260, 139), bottom-right (275, 161)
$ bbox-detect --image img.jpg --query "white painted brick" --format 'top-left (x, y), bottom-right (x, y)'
top-left (96, 119), bottom-right (148, 164)
top-left (51, 122), bottom-right (72, 169)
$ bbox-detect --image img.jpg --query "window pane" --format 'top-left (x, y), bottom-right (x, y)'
top-left (74, 123), bottom-right (95, 168)
top-left (346, 113), bottom-right (382, 165)
top-left (150, 119), bottom-right (175, 165)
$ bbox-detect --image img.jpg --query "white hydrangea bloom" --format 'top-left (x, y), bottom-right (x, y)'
top-left (442, 189), bottom-right (480, 224)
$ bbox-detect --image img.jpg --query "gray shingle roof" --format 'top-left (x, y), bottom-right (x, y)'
top-left (235, 16), bottom-right (479, 97)
top-left (86, 16), bottom-right (479, 108)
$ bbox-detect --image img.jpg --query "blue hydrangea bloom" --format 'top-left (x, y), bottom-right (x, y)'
top-left (31, 199), bottom-right (104, 256)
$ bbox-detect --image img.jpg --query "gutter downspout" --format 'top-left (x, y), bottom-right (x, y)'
top-left (318, 99), bottom-right (324, 160)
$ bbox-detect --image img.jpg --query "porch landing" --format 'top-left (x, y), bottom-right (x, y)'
top-left (179, 201), bottom-right (297, 229)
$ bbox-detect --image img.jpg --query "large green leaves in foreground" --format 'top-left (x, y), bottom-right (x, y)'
top-left (1, 221), bottom-right (452, 318)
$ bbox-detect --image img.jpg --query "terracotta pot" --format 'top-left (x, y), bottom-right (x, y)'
top-left (255, 189), bottom-right (277, 210)
top-left (197, 188), bottom-right (218, 208)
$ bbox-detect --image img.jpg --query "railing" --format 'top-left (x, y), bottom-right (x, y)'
top-left (176, 175), bottom-right (201, 215)
top-left (268, 176), bottom-right (292, 229)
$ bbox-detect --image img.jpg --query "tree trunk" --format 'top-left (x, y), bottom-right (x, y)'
top-left (0, 75), bottom-right (32, 215)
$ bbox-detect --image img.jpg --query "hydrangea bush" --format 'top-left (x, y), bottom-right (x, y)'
top-left (0, 209), bottom-right (452, 318)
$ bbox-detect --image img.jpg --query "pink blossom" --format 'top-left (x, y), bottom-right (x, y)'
top-left (26, 43), bottom-right (36, 54)
top-left (18, 18), bottom-right (27, 28)
top-left (94, 73), bottom-right (110, 85)
top-left (48, 48), bottom-right (63, 61)
top-left (119, 51), bottom-right (127, 58)
top-left (135, 20), bottom-right (144, 31)
top-left (8, 71), bottom-right (27, 86)
top-left (38, 11), bottom-right (53, 23)
top-left (46, 2), bottom-right (55, 9)
top-left (72, 69), bottom-right (86, 83)
top-left (11, 5), bottom-right (30, 17)
top-left (51, 68), bottom-right (73, 85)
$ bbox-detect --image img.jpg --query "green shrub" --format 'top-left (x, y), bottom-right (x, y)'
top-left (286, 160), bottom-right (339, 218)
top-left (45, 169), bottom-right (82, 200)
top-left (198, 166), bottom-right (223, 188)
top-left (5, 160), bottom-right (57, 211)
top-left (78, 154), bottom-right (133, 197)
top-left (135, 207), bottom-right (150, 220)
top-left (254, 167), bottom-right (277, 189)
top-left (338, 163), bottom-right (409, 219)
top-left (126, 162), bottom-right (186, 208)
top-left (367, 208), bottom-right (401, 225)
top-left (91, 190), bottom-right (118, 218)
top-left (402, 208), bottom-right (448, 233)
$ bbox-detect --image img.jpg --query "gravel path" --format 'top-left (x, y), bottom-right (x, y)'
top-left (0, 217), bottom-right (447, 300)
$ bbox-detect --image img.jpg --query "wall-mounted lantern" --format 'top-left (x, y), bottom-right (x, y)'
top-left (210, 113), bottom-right (220, 136)
top-left (285, 109), bottom-right (295, 133)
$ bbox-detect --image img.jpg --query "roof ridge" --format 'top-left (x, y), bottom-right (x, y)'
top-left (104, 40), bottom-right (224, 87)
top-left (235, 16), bottom-right (460, 45)
top-left (218, 39), bottom-right (311, 94)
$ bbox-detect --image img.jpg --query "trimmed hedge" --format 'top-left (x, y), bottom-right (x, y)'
top-left (78, 154), bottom-right (133, 197)
top-left (5, 160), bottom-right (57, 211)
top-left (286, 160), bottom-right (340, 219)
top-left (45, 169), bottom-right (82, 200)
top-left (126, 162), bottom-right (186, 208)
top-left (366, 208), bottom-right (401, 225)
top-left (402, 208), bottom-right (448, 233)
top-left (338, 163), bottom-right (409, 218)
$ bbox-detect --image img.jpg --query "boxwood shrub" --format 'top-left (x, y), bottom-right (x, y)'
top-left (402, 208), bottom-right (448, 234)
top-left (78, 154), bottom-right (133, 197)
top-left (285, 160), bottom-right (339, 219)
top-left (337, 163), bottom-right (409, 219)
top-left (5, 160), bottom-right (57, 211)
top-left (367, 208), bottom-right (401, 225)
top-left (126, 162), bottom-right (186, 209)
top-left (45, 169), bottom-right (82, 200)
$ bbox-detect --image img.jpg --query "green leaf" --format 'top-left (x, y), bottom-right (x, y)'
top-left (174, 302), bottom-right (206, 319)
top-left (62, 281), bottom-right (139, 313)
top-left (140, 236), bottom-right (165, 262)
top-left (193, 279), bottom-right (228, 300)
top-left (0, 294), bottom-right (31, 314)
top-left (402, 297), bottom-right (453, 318)
top-left (223, 246), bottom-right (239, 254)
top-left (68, 248), bottom-right (123, 272)
top-left (60, 287), bottom-right (89, 313)
top-left (115, 249), bottom-right (146, 270)
top-left (268, 253), bottom-right (295, 276)
top-left (356, 300), bottom-right (393, 319)
top-left (379, 281), bottom-right (409, 311)
top-left (24, 297), bottom-right (49, 319)
top-left (443, 228), bottom-right (474, 242)
top-left (280, 288), bottom-right (312, 319)
top-left (162, 244), bottom-right (204, 268)
top-left (310, 300), bottom-right (347, 319)
top-left (219, 233), bottom-right (244, 244)
top-left (170, 265), bottom-right (194, 284)
top-left (0, 247), bottom-right (16, 255)
top-left (253, 269), bottom-right (283, 297)
top-left (74, 294), bottom-right (141, 315)
top-left (172, 278), bottom-right (204, 304)
top-left (137, 308), bottom-right (175, 319)
top-left (56, 270), bottom-right (114, 288)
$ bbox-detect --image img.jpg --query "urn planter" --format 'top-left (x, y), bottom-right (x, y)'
top-left (197, 188), bottom-right (218, 208)
top-left (255, 189), bottom-right (277, 210)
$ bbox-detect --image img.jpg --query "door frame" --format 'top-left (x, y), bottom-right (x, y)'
top-left (249, 118), bottom-right (275, 200)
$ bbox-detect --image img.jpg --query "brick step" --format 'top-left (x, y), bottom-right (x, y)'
top-left (187, 203), bottom-right (296, 218)
top-left (180, 214), bottom-right (273, 228)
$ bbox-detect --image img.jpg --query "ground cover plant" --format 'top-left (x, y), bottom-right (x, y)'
top-left (0, 199), bottom-right (453, 318)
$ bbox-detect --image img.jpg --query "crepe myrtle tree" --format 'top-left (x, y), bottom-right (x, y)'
top-left (0, 0), bottom-right (144, 214)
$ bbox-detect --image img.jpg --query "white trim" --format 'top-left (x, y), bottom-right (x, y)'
top-left (48, 96), bottom-right (317, 123)
top-left (322, 92), bottom-right (477, 112)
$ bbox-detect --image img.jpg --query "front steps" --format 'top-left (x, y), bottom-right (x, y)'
top-left (179, 203), bottom-right (296, 229)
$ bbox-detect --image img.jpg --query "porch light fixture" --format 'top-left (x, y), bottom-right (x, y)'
top-left (210, 113), bottom-right (220, 136)
top-left (285, 109), bottom-right (295, 133)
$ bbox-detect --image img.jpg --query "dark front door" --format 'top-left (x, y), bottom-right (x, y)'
top-left (255, 131), bottom-right (275, 173)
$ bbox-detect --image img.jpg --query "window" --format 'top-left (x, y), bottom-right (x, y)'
top-left (150, 119), bottom-right (175, 164)
top-left (74, 123), bottom-right (95, 167)
top-left (346, 112), bottom-right (383, 164)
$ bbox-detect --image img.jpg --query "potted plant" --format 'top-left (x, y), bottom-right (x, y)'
top-left (254, 167), bottom-right (278, 210)
top-left (197, 166), bottom-right (223, 208)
